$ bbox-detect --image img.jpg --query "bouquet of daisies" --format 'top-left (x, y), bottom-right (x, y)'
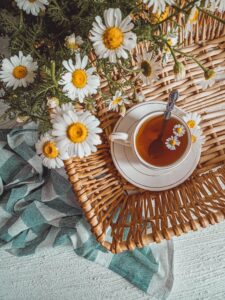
top-left (0, 0), bottom-right (224, 168)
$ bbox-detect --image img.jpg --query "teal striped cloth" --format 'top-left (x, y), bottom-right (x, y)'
top-left (0, 124), bottom-right (174, 299)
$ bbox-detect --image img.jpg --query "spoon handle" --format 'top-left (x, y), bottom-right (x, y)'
top-left (164, 90), bottom-right (179, 120)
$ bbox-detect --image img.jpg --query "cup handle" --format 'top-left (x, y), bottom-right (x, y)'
top-left (109, 132), bottom-right (130, 147)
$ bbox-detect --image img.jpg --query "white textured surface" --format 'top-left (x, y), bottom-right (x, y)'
top-left (1, 222), bottom-right (225, 299)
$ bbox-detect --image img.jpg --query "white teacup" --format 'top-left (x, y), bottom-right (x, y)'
top-left (110, 111), bottom-right (192, 170)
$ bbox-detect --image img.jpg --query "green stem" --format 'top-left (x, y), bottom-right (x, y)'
top-left (51, 61), bottom-right (58, 87)
top-left (118, 63), bottom-right (142, 74)
top-left (19, 10), bottom-right (23, 30)
top-left (174, 48), bottom-right (207, 71)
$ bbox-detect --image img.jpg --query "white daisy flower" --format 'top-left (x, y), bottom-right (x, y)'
top-left (142, 0), bottom-right (174, 13)
top-left (59, 53), bottom-right (100, 102)
top-left (108, 91), bottom-right (129, 112)
top-left (190, 128), bottom-right (205, 145)
top-left (0, 88), bottom-right (5, 98)
top-left (15, 0), bottom-right (49, 16)
top-left (162, 31), bottom-right (178, 64)
top-left (36, 133), bottom-right (68, 169)
top-left (90, 8), bottom-right (137, 63)
top-left (0, 51), bottom-right (38, 90)
top-left (165, 135), bottom-right (180, 151)
top-left (173, 124), bottom-right (186, 137)
top-left (52, 109), bottom-right (102, 158)
top-left (65, 33), bottom-right (84, 53)
top-left (185, 6), bottom-right (199, 38)
top-left (150, 6), bottom-right (170, 24)
top-left (136, 51), bottom-right (162, 85)
top-left (183, 112), bottom-right (201, 129)
top-left (197, 68), bottom-right (225, 90)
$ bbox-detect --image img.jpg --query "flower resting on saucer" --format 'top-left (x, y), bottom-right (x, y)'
top-left (36, 133), bottom-right (68, 169)
top-left (183, 112), bottom-right (201, 129)
top-left (52, 109), bottom-right (102, 158)
top-left (90, 8), bottom-right (137, 63)
top-left (165, 136), bottom-right (180, 151)
top-left (173, 124), bottom-right (186, 137)
top-left (190, 128), bottom-right (205, 145)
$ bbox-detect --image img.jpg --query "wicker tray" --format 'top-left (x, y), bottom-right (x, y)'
top-left (65, 14), bottom-right (225, 253)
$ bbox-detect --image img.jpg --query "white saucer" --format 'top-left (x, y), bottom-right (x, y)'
top-left (110, 101), bottom-right (201, 191)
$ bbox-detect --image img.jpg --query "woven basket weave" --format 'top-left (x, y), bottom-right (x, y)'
top-left (64, 13), bottom-right (225, 253)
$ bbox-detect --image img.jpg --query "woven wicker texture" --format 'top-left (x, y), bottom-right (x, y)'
top-left (65, 14), bottom-right (225, 253)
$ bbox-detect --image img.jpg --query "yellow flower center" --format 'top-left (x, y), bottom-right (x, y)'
top-left (67, 122), bottom-right (88, 143)
top-left (150, 6), bottom-right (170, 24)
top-left (141, 60), bottom-right (152, 77)
top-left (191, 135), bottom-right (197, 143)
top-left (28, 0), bottom-right (36, 2)
top-left (68, 43), bottom-right (79, 50)
top-left (112, 97), bottom-right (122, 105)
top-left (103, 27), bottom-right (124, 50)
top-left (204, 69), bottom-right (216, 80)
top-left (176, 127), bottom-right (183, 134)
top-left (190, 9), bottom-right (199, 24)
top-left (72, 69), bottom-right (87, 88)
top-left (169, 139), bottom-right (176, 146)
top-left (43, 141), bottom-right (59, 159)
top-left (13, 66), bottom-right (28, 79)
top-left (187, 120), bottom-right (196, 128)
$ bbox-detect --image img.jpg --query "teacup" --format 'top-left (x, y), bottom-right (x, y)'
top-left (110, 110), bottom-right (192, 170)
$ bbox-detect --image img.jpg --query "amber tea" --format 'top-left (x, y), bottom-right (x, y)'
top-left (136, 115), bottom-right (189, 167)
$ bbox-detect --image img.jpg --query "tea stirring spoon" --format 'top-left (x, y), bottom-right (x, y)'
top-left (148, 90), bottom-right (179, 158)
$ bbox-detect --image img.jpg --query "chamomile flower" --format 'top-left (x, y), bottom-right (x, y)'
top-left (143, 0), bottom-right (174, 13)
top-left (165, 135), bottom-right (180, 151)
top-left (136, 51), bottom-right (162, 85)
top-left (36, 133), bottom-right (68, 169)
top-left (0, 51), bottom-right (38, 90)
top-left (183, 112), bottom-right (201, 129)
top-left (108, 91), bottom-right (129, 113)
top-left (190, 128), bottom-right (205, 145)
top-left (50, 102), bottom-right (75, 122)
top-left (185, 6), bottom-right (199, 38)
top-left (90, 8), bottom-right (137, 63)
top-left (52, 109), bottom-right (102, 158)
top-left (15, 0), bottom-right (49, 16)
top-left (59, 53), bottom-right (100, 102)
top-left (65, 33), bottom-right (84, 53)
top-left (162, 31), bottom-right (178, 64)
top-left (197, 68), bottom-right (225, 90)
top-left (173, 124), bottom-right (186, 137)
top-left (150, 6), bottom-right (170, 24)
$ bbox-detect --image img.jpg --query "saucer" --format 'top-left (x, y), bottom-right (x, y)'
top-left (110, 101), bottom-right (201, 191)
